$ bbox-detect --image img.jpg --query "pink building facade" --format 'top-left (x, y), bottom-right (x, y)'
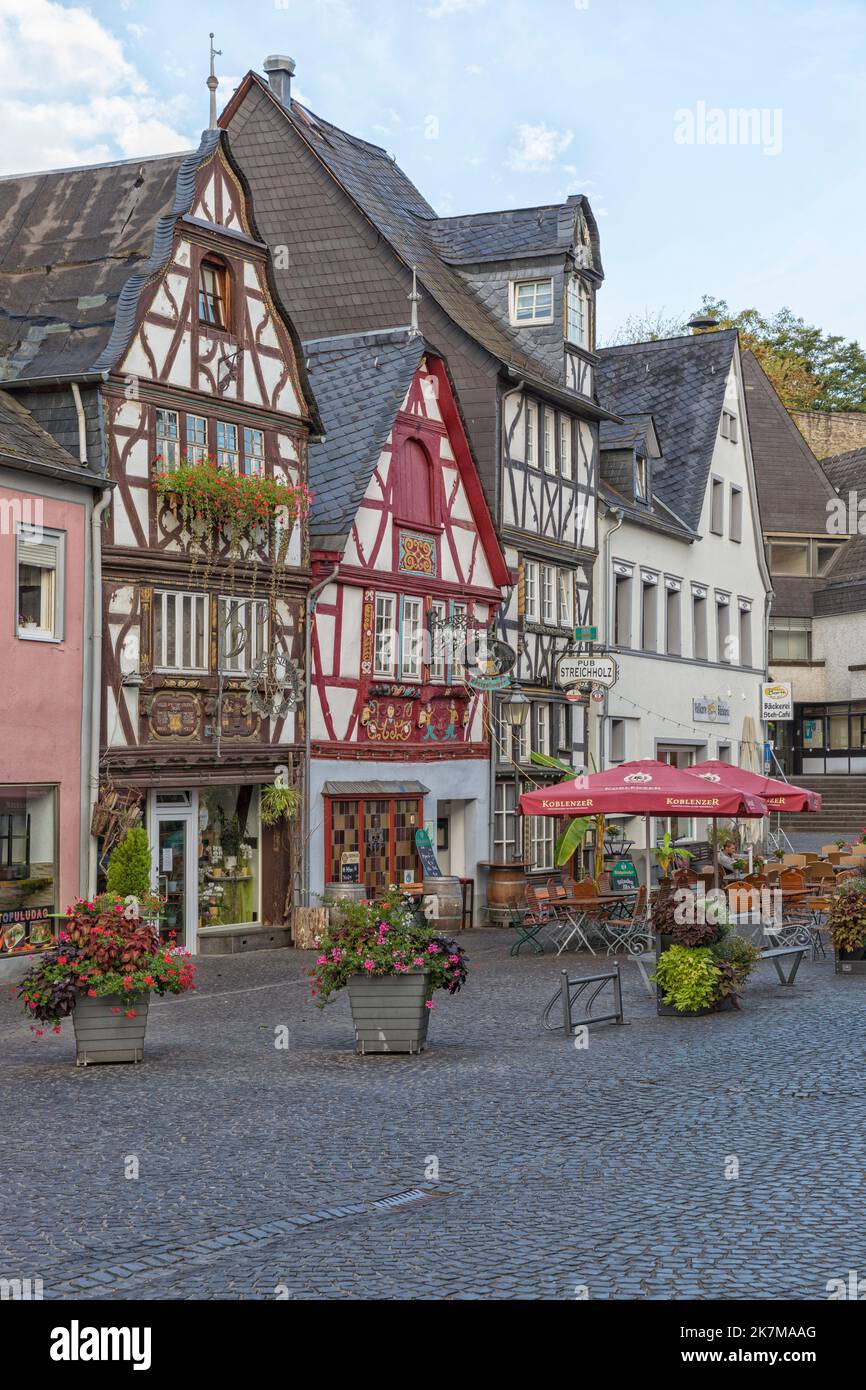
top-left (0, 393), bottom-right (106, 974)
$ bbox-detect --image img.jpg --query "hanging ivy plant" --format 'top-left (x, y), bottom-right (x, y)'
top-left (152, 457), bottom-right (309, 593)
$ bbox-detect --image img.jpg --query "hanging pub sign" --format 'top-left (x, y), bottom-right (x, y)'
top-left (761, 681), bottom-right (793, 721)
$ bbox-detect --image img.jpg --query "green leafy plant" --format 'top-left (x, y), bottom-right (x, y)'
top-left (17, 895), bottom-right (195, 1032)
top-left (772, 847), bottom-right (786, 861)
top-left (105, 827), bottom-right (152, 901)
top-left (651, 946), bottom-right (725, 1013)
top-left (260, 783), bottom-right (301, 827)
top-left (530, 751), bottom-right (592, 868)
top-left (654, 832), bottom-right (694, 878)
top-left (310, 887), bottom-right (468, 1007)
top-left (828, 878), bottom-right (866, 953)
top-left (219, 813), bottom-right (243, 859)
top-left (835, 839), bottom-right (850, 851)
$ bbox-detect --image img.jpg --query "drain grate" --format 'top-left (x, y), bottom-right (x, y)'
top-left (371, 1188), bottom-right (429, 1211)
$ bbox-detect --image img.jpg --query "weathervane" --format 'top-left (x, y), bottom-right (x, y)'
top-left (407, 266), bottom-right (422, 338)
top-left (207, 33), bottom-right (222, 130)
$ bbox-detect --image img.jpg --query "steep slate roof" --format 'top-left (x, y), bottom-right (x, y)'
top-left (0, 388), bottom-right (89, 478)
top-left (741, 349), bottom-right (837, 532)
top-left (428, 196), bottom-right (602, 269)
top-left (0, 129), bottom-right (323, 432)
top-left (220, 76), bottom-right (608, 404)
top-left (596, 331), bottom-right (738, 531)
top-left (0, 149), bottom-right (185, 380)
top-left (304, 329), bottom-right (426, 540)
top-left (822, 445), bottom-right (866, 495)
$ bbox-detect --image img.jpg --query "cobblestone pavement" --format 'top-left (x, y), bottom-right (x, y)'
top-left (2, 932), bottom-right (864, 1300)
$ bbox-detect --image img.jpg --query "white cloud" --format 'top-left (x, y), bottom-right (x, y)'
top-left (425, 0), bottom-right (486, 18)
top-left (465, 64), bottom-right (483, 76)
top-left (0, 0), bottom-right (190, 173)
top-left (507, 122), bottom-right (574, 173)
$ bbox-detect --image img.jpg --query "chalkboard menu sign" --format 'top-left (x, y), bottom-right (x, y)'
top-left (340, 851), bottom-right (360, 883)
top-left (414, 828), bottom-right (441, 879)
top-left (610, 859), bottom-right (639, 891)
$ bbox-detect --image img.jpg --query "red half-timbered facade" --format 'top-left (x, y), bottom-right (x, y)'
top-left (305, 333), bottom-right (510, 903)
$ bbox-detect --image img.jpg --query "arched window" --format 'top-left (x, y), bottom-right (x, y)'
top-left (198, 255), bottom-right (230, 329)
top-left (401, 439), bottom-right (435, 526)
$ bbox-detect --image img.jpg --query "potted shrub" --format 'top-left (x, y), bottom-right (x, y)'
top-left (652, 890), bottom-right (760, 1016)
top-left (311, 887), bottom-right (468, 1054)
top-left (654, 832), bottom-right (694, 886)
top-left (260, 782), bottom-right (301, 827)
top-left (16, 895), bottom-right (196, 1064)
top-left (828, 877), bottom-right (866, 975)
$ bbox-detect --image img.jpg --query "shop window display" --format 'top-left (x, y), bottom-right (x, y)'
top-left (0, 786), bottom-right (58, 956)
top-left (198, 787), bottom-right (259, 927)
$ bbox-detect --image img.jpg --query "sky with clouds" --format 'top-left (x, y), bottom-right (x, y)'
top-left (1, 0), bottom-right (864, 343)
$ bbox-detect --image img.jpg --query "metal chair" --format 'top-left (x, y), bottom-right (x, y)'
top-left (602, 886), bottom-right (651, 956)
top-left (508, 904), bottom-right (545, 957)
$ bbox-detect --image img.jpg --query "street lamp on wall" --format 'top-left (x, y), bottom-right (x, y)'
top-left (501, 692), bottom-right (531, 862)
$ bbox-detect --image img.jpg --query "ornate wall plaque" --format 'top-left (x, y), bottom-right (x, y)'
top-left (149, 693), bottom-right (201, 740)
top-left (398, 530), bottom-right (437, 576)
top-left (219, 692), bottom-right (261, 739)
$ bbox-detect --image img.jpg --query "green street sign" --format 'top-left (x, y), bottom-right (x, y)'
top-left (574, 625), bottom-right (598, 642)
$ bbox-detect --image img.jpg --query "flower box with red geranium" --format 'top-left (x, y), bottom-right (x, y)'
top-left (16, 894), bottom-right (196, 1065)
top-left (151, 456), bottom-right (310, 593)
top-left (312, 887), bottom-right (468, 1054)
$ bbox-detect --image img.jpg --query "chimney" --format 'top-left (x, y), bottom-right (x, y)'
top-left (263, 55), bottom-right (295, 106)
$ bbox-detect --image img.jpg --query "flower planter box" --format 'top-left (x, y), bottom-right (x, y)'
top-left (73, 993), bottom-right (150, 1066)
top-left (835, 946), bottom-right (866, 975)
top-left (346, 971), bottom-right (431, 1054)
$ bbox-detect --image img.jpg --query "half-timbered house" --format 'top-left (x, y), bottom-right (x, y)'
top-left (222, 58), bottom-right (618, 889)
top-left (0, 127), bottom-right (322, 951)
top-left (304, 329), bottom-right (510, 910)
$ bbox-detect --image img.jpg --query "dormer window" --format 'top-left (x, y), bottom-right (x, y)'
top-left (198, 255), bottom-right (229, 329)
top-left (635, 454), bottom-right (648, 502)
top-left (510, 278), bottom-right (553, 326)
top-left (565, 276), bottom-right (591, 348)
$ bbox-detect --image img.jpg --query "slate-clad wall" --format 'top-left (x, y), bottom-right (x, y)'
top-left (15, 386), bottom-right (104, 472)
top-left (460, 258), bottom-right (565, 384)
top-left (226, 83), bottom-right (501, 519)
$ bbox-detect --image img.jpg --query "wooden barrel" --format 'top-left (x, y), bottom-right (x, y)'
top-left (485, 861), bottom-right (530, 926)
top-left (324, 882), bottom-right (368, 907)
top-left (423, 876), bottom-right (463, 933)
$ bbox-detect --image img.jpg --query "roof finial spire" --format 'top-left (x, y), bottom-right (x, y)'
top-left (407, 266), bottom-right (422, 339)
top-left (207, 33), bottom-right (222, 130)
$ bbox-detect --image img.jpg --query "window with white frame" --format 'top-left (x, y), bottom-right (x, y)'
top-left (710, 477), bottom-right (724, 534)
top-left (635, 454), bottom-right (648, 501)
top-left (400, 596), bottom-right (424, 680)
top-left (565, 276), bottom-right (590, 348)
top-left (16, 527), bottom-right (64, 641)
top-left (511, 278), bottom-right (554, 325)
top-left (525, 401), bottom-right (538, 467)
top-left (155, 409), bottom-right (180, 471)
top-left (243, 427), bottom-right (265, 477)
top-left (730, 485), bottom-right (743, 542)
top-left (523, 560), bottom-right (539, 623)
top-left (218, 596), bottom-right (268, 673)
top-left (555, 702), bottom-right (572, 753)
top-left (429, 599), bottom-right (447, 682)
top-left (543, 410), bottom-right (555, 473)
top-left (529, 815), bottom-right (554, 871)
top-left (560, 416), bottom-right (573, 478)
top-left (558, 570), bottom-right (573, 629)
top-left (373, 593), bottom-right (396, 676)
top-left (216, 421), bottom-right (239, 472)
top-left (534, 703), bottom-right (550, 758)
top-left (186, 414), bottom-right (208, 464)
top-left (721, 409), bottom-right (738, 443)
top-left (541, 564), bottom-right (556, 625)
top-left (154, 590), bottom-right (208, 671)
top-left (494, 782), bottom-right (517, 861)
top-left (451, 601), bottom-right (468, 677)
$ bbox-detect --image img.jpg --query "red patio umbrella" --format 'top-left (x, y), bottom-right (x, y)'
top-left (519, 759), bottom-right (768, 897)
top-left (684, 760), bottom-right (822, 813)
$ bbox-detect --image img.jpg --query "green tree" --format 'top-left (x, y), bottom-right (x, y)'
top-left (105, 827), bottom-right (152, 900)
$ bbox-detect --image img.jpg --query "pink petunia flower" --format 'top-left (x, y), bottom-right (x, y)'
top-left (363, 959), bottom-right (375, 971)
